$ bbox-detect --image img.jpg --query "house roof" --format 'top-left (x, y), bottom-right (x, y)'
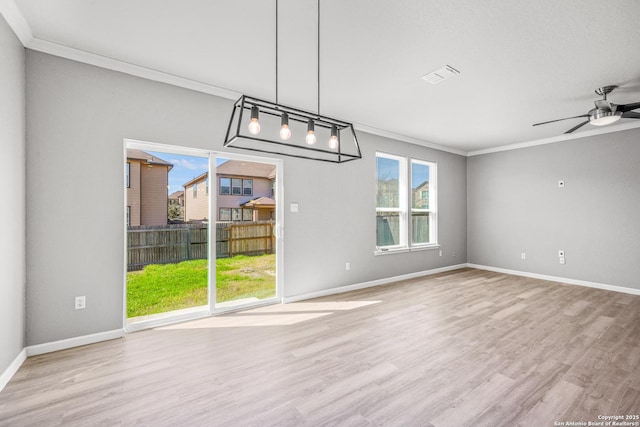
top-left (242, 197), bottom-right (276, 208)
top-left (126, 149), bottom-right (173, 168)
top-left (216, 160), bottom-right (276, 179)
top-left (168, 190), bottom-right (184, 200)
top-left (182, 172), bottom-right (208, 188)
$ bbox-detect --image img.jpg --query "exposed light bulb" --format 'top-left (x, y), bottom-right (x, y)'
top-left (248, 119), bottom-right (260, 135)
top-left (280, 113), bottom-right (291, 140)
top-left (248, 106), bottom-right (260, 135)
top-left (306, 119), bottom-right (316, 145)
top-left (328, 125), bottom-right (339, 149)
top-left (306, 132), bottom-right (316, 145)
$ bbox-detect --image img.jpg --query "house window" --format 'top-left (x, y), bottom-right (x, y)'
top-left (126, 206), bottom-right (131, 227)
top-left (375, 152), bottom-right (437, 252)
top-left (232, 178), bottom-right (242, 195)
top-left (126, 162), bottom-right (130, 188)
top-left (206, 177), bottom-right (209, 194)
top-left (376, 153), bottom-right (405, 249)
top-left (243, 179), bottom-right (253, 196)
top-left (232, 207), bottom-right (242, 221)
top-left (219, 208), bottom-right (231, 221)
top-left (193, 183), bottom-right (197, 198)
top-left (220, 177), bottom-right (231, 195)
top-left (243, 208), bottom-right (253, 221)
top-left (411, 159), bottom-right (436, 245)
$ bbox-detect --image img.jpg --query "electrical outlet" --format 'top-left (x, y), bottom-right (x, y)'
top-left (560, 257), bottom-right (566, 265)
top-left (75, 296), bottom-right (86, 310)
top-left (345, 262), bottom-right (351, 271)
top-left (439, 250), bottom-right (442, 257)
top-left (521, 252), bottom-right (526, 260)
top-left (452, 251), bottom-right (456, 257)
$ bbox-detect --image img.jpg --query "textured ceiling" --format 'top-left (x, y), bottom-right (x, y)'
top-left (8, 0), bottom-right (640, 153)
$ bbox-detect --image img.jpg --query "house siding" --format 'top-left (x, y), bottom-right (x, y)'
top-left (127, 161), bottom-right (141, 226)
top-left (184, 179), bottom-right (209, 222)
top-left (140, 163), bottom-right (169, 226)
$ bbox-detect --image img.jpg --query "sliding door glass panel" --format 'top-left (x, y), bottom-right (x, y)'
top-left (214, 157), bottom-right (277, 308)
top-left (126, 145), bottom-right (210, 323)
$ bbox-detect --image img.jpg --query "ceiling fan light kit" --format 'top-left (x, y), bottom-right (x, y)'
top-left (224, 0), bottom-right (362, 163)
top-left (533, 85), bottom-right (640, 134)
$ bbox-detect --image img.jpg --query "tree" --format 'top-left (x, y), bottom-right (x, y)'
top-left (168, 203), bottom-right (183, 221)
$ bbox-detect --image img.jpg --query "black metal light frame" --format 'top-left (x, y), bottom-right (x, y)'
top-left (224, 95), bottom-right (362, 164)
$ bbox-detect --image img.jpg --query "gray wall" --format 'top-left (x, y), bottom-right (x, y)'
top-left (0, 16), bottom-right (26, 373)
top-left (468, 128), bottom-right (640, 290)
top-left (25, 50), bottom-right (467, 346)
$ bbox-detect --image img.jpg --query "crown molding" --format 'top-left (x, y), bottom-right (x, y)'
top-left (0, 0), bottom-right (33, 45)
top-left (467, 121), bottom-right (640, 156)
top-left (353, 123), bottom-right (468, 156)
top-left (27, 37), bottom-right (242, 101)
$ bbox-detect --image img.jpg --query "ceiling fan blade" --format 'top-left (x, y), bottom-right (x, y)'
top-left (564, 121), bottom-right (589, 134)
top-left (616, 101), bottom-right (640, 112)
top-left (532, 114), bottom-right (589, 126)
top-left (622, 111), bottom-right (640, 119)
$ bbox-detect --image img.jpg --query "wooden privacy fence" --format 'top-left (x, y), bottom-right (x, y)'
top-left (127, 221), bottom-right (274, 271)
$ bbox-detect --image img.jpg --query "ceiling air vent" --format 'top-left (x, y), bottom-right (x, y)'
top-left (422, 65), bottom-right (460, 85)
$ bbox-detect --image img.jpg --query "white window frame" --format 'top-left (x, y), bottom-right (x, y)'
top-left (375, 152), bottom-right (438, 255)
top-left (410, 159), bottom-right (437, 248)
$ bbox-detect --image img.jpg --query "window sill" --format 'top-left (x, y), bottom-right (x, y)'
top-left (374, 244), bottom-right (440, 256)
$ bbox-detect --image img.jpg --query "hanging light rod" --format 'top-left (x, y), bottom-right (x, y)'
top-left (223, 0), bottom-right (361, 164)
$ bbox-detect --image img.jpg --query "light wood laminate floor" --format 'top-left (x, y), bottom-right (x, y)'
top-left (1, 268), bottom-right (639, 426)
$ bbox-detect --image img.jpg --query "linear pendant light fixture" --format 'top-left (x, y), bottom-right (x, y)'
top-left (224, 0), bottom-right (361, 163)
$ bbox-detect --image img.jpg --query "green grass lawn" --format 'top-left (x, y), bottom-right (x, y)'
top-left (126, 254), bottom-right (276, 318)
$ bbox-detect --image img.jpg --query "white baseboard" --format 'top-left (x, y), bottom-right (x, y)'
top-left (282, 263), bottom-right (467, 303)
top-left (0, 348), bottom-right (27, 393)
top-left (467, 263), bottom-right (640, 296)
top-left (25, 329), bottom-right (125, 357)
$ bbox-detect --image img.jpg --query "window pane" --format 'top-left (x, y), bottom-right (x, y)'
top-left (243, 209), bottom-right (253, 221)
top-left (411, 212), bottom-right (430, 244)
top-left (232, 208), bottom-right (242, 221)
top-left (412, 162), bottom-right (429, 209)
top-left (220, 177), bottom-right (230, 195)
top-left (376, 156), bottom-right (400, 208)
top-left (193, 184), bottom-right (197, 198)
top-left (232, 178), bottom-right (242, 195)
top-left (243, 179), bottom-right (253, 195)
top-left (220, 208), bottom-right (231, 221)
top-left (376, 212), bottom-right (400, 247)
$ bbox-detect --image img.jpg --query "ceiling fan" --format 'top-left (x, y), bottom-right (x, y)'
top-left (533, 85), bottom-right (640, 134)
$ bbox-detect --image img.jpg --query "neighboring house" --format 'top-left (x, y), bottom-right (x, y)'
top-left (412, 181), bottom-right (429, 209)
top-left (126, 149), bottom-right (173, 226)
top-left (183, 172), bottom-right (210, 223)
top-left (168, 190), bottom-right (184, 206)
top-left (182, 160), bottom-right (276, 222)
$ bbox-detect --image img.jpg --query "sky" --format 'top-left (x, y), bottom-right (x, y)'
top-left (148, 151), bottom-right (228, 195)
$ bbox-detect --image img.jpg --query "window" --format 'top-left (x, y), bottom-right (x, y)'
top-left (243, 179), bottom-right (253, 196)
top-left (375, 152), bottom-right (437, 252)
top-left (193, 183), bottom-right (197, 198)
top-left (126, 206), bottom-right (131, 227)
top-left (219, 208), bottom-right (231, 221)
top-left (206, 177), bottom-right (209, 194)
top-left (411, 159), bottom-right (436, 245)
top-left (243, 208), bottom-right (254, 221)
top-left (126, 162), bottom-right (130, 188)
top-left (220, 177), bottom-right (253, 196)
top-left (220, 177), bottom-right (231, 195)
top-left (232, 178), bottom-right (242, 195)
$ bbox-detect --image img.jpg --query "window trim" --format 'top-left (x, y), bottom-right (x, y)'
top-left (375, 152), bottom-right (438, 255)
